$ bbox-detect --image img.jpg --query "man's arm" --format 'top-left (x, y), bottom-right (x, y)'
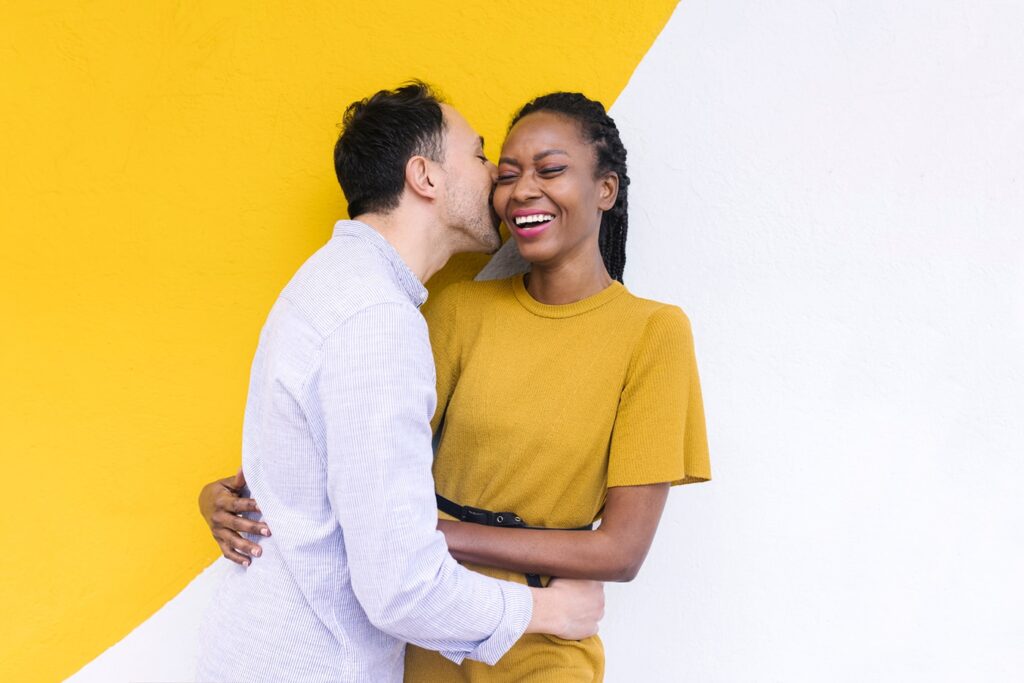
top-left (200, 476), bottom-right (666, 583)
top-left (313, 302), bottom-right (599, 663)
top-left (197, 470), bottom-right (605, 640)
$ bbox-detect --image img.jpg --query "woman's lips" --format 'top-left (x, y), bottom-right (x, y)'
top-left (510, 212), bottom-right (555, 239)
top-left (512, 218), bottom-right (553, 239)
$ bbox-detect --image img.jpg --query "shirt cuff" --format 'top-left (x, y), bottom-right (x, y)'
top-left (439, 581), bottom-right (533, 666)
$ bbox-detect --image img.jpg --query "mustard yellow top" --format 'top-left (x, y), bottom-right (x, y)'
top-left (405, 275), bottom-right (710, 682)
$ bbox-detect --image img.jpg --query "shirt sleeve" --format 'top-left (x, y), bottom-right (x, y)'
top-left (422, 283), bottom-right (462, 435)
top-left (607, 305), bottom-right (712, 488)
top-left (313, 302), bottom-right (532, 665)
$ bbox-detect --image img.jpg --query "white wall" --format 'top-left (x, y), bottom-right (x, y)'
top-left (71, 2), bottom-right (1024, 681)
top-left (603, 2), bottom-right (1024, 681)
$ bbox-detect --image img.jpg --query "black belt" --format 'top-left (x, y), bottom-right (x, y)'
top-left (435, 493), bottom-right (592, 588)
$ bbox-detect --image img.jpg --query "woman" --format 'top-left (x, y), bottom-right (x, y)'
top-left (200, 93), bottom-right (711, 681)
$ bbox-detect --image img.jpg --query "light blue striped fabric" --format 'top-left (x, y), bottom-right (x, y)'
top-left (196, 221), bottom-right (532, 682)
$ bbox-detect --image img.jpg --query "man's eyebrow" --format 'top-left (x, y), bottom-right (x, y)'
top-left (478, 136), bottom-right (485, 150)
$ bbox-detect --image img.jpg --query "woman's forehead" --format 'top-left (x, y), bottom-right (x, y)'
top-left (502, 112), bottom-right (585, 155)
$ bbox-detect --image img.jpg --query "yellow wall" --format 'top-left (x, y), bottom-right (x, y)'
top-left (0, 2), bottom-right (677, 679)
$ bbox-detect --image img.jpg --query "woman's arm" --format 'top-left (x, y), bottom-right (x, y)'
top-left (437, 482), bottom-right (670, 582)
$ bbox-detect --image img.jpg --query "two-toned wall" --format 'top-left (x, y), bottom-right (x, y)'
top-left (3, 2), bottom-right (1022, 681)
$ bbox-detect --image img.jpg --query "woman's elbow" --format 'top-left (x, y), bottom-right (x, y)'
top-left (592, 533), bottom-right (648, 581)
top-left (605, 553), bottom-right (645, 582)
top-left (615, 561), bottom-right (642, 582)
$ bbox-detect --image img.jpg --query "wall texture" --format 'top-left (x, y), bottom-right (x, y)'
top-left (605, 3), bottom-right (1023, 680)
top-left (4, 2), bottom-right (1023, 682)
top-left (0, 2), bottom-right (678, 680)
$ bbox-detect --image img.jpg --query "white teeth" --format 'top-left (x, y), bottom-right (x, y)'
top-left (513, 214), bottom-right (555, 226)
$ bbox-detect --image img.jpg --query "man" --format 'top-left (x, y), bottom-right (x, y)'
top-left (194, 82), bottom-right (603, 682)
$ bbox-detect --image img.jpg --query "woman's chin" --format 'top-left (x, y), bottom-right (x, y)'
top-left (512, 240), bottom-right (554, 266)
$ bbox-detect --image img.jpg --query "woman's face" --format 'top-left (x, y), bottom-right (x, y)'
top-left (493, 111), bottom-right (618, 268)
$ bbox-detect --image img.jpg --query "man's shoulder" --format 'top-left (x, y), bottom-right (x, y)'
top-left (280, 236), bottom-right (416, 339)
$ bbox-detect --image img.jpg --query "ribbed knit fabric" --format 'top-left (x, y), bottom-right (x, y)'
top-left (405, 275), bottom-right (711, 682)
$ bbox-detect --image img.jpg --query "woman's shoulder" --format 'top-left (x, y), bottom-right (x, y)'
top-left (613, 292), bottom-right (696, 357)
top-left (619, 291), bottom-right (693, 332)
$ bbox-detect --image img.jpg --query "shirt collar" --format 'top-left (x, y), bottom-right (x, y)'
top-left (332, 220), bottom-right (428, 307)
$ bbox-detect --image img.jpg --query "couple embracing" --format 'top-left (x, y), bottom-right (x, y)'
top-left (195, 81), bottom-right (710, 682)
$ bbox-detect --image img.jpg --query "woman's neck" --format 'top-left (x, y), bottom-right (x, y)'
top-left (525, 250), bottom-right (614, 305)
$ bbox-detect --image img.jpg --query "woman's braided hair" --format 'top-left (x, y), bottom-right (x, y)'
top-left (509, 92), bottom-right (630, 282)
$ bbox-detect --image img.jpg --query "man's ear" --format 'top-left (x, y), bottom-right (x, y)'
top-left (405, 155), bottom-right (440, 201)
top-left (597, 172), bottom-right (619, 211)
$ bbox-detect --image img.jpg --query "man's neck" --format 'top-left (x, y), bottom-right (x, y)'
top-left (353, 210), bottom-right (453, 284)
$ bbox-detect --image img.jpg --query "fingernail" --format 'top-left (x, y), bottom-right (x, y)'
top-left (260, 528), bottom-right (271, 537)
top-left (252, 548), bottom-right (261, 557)
top-left (243, 560), bottom-right (250, 568)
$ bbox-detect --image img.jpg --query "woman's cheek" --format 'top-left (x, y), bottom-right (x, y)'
top-left (491, 189), bottom-right (509, 216)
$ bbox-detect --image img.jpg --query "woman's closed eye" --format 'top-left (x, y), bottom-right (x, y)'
top-left (498, 166), bottom-right (566, 183)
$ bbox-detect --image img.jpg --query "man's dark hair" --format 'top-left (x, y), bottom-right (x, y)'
top-left (509, 92), bottom-right (630, 283)
top-left (333, 81), bottom-right (446, 218)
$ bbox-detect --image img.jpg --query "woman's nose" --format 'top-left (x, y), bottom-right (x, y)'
top-left (511, 174), bottom-right (541, 202)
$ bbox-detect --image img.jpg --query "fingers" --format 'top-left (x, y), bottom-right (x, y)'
top-left (219, 541), bottom-right (253, 567)
top-left (229, 467), bottom-right (247, 491)
top-left (204, 472), bottom-right (271, 566)
top-left (225, 495), bottom-right (261, 516)
top-left (212, 482), bottom-right (261, 517)
top-left (221, 496), bottom-right (269, 536)
top-left (210, 503), bottom-right (268, 563)
top-left (215, 510), bottom-right (270, 538)
top-left (213, 522), bottom-right (264, 559)
top-left (212, 506), bottom-right (269, 540)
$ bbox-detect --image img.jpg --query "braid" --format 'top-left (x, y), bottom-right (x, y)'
top-left (509, 93), bottom-right (630, 282)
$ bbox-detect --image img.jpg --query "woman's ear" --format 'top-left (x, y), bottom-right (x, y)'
top-left (598, 172), bottom-right (619, 211)
top-left (405, 155), bottom-right (439, 201)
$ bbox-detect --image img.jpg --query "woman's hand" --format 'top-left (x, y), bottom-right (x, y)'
top-left (198, 469), bottom-right (270, 567)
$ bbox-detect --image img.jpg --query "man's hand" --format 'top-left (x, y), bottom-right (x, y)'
top-left (525, 579), bottom-right (605, 640)
top-left (197, 469), bottom-right (271, 567)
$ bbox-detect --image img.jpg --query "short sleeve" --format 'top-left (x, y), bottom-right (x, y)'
top-left (607, 305), bottom-right (711, 488)
top-left (422, 282), bottom-right (463, 434)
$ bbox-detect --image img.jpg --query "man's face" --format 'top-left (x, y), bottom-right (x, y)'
top-left (437, 104), bottom-right (502, 253)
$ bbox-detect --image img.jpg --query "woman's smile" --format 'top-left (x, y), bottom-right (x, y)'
top-left (510, 209), bottom-right (557, 239)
